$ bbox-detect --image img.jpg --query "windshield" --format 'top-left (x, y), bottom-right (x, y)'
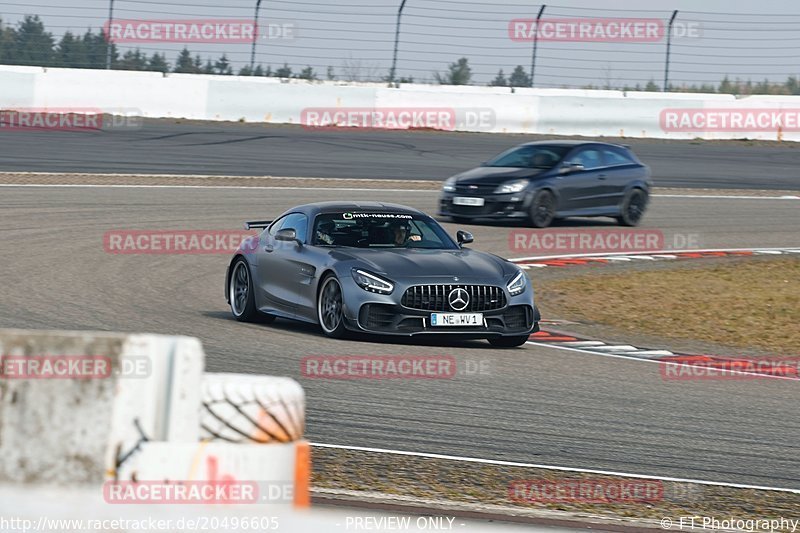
top-left (312, 212), bottom-right (458, 250)
top-left (484, 145), bottom-right (571, 169)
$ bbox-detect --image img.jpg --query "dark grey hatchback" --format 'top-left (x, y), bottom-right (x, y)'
top-left (438, 141), bottom-right (652, 227)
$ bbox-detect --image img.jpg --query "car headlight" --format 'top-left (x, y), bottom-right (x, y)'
top-left (352, 269), bottom-right (394, 294)
top-left (494, 179), bottom-right (528, 194)
top-left (442, 177), bottom-right (457, 192)
top-left (507, 270), bottom-right (527, 296)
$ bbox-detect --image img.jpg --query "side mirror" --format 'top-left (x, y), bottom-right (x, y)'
top-left (559, 162), bottom-right (585, 174)
top-left (275, 228), bottom-right (300, 244)
top-left (456, 230), bottom-right (474, 247)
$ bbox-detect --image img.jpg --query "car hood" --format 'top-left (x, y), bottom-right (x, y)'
top-left (331, 248), bottom-right (515, 281)
top-left (452, 166), bottom-right (549, 185)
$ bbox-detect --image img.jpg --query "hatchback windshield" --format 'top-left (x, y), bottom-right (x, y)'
top-left (484, 145), bottom-right (570, 169)
top-left (313, 212), bottom-right (458, 249)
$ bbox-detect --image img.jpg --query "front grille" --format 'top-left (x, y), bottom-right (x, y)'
top-left (401, 285), bottom-right (506, 312)
top-left (455, 184), bottom-right (496, 194)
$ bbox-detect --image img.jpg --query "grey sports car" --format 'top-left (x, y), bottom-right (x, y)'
top-left (225, 202), bottom-right (539, 347)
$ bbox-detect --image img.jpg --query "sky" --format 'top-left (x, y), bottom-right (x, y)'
top-left (2, 0), bottom-right (800, 88)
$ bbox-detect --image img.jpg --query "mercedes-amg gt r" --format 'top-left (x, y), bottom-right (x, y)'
top-left (225, 202), bottom-right (539, 347)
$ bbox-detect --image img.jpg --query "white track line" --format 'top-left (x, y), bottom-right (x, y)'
top-left (0, 184), bottom-right (433, 193)
top-left (511, 247), bottom-right (800, 262)
top-left (525, 340), bottom-right (799, 382)
top-left (0, 183), bottom-right (798, 199)
top-left (655, 194), bottom-right (799, 200)
top-left (309, 442), bottom-right (800, 494)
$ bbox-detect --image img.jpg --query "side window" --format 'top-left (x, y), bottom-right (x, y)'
top-left (571, 149), bottom-right (603, 170)
top-left (279, 213), bottom-right (309, 243)
top-left (602, 148), bottom-right (635, 166)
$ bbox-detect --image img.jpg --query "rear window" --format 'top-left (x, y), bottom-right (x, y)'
top-left (603, 148), bottom-right (637, 166)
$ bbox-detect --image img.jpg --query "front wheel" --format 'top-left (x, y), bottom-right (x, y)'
top-left (616, 188), bottom-right (648, 226)
top-left (488, 335), bottom-right (530, 348)
top-left (529, 189), bottom-right (556, 228)
top-left (317, 275), bottom-right (348, 338)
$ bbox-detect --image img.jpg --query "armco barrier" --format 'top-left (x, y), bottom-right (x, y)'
top-left (0, 328), bottom-right (309, 507)
top-left (3, 64), bottom-right (800, 141)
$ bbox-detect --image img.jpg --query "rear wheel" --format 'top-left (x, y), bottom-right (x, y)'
top-left (318, 274), bottom-right (347, 338)
top-left (616, 188), bottom-right (648, 226)
top-left (529, 189), bottom-right (556, 228)
top-left (229, 258), bottom-right (275, 323)
top-left (488, 335), bottom-right (530, 348)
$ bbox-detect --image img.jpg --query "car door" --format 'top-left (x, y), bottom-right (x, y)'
top-left (257, 212), bottom-right (318, 319)
top-left (600, 147), bottom-right (642, 208)
top-left (255, 215), bottom-right (295, 315)
top-left (556, 147), bottom-right (607, 211)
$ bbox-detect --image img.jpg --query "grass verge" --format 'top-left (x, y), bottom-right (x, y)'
top-left (537, 257), bottom-right (800, 354)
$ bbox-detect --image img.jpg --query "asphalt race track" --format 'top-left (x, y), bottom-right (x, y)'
top-left (2, 119), bottom-right (800, 189)
top-left (1, 185), bottom-right (799, 489)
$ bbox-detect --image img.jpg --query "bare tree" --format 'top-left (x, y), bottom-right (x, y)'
top-left (340, 56), bottom-right (382, 82)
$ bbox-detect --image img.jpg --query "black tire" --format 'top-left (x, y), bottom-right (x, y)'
top-left (529, 189), bottom-right (556, 228)
top-left (317, 274), bottom-right (348, 338)
top-left (488, 335), bottom-right (530, 348)
top-left (616, 188), bottom-right (648, 226)
top-left (228, 258), bottom-right (275, 323)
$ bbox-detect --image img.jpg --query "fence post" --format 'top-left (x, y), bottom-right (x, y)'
top-left (663, 10), bottom-right (678, 92)
top-left (389, 0), bottom-right (408, 84)
top-left (250, 0), bottom-right (264, 74)
top-left (105, 0), bottom-right (115, 69)
top-left (529, 5), bottom-right (546, 88)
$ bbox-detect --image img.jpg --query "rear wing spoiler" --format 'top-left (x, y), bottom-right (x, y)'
top-left (244, 220), bottom-right (273, 230)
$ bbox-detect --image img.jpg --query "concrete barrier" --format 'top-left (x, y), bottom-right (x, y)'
top-left (0, 328), bottom-right (309, 507)
top-left (2, 64), bottom-right (800, 141)
top-left (0, 329), bottom-right (203, 484)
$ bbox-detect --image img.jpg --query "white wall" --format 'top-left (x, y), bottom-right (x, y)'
top-left (1, 64), bottom-right (799, 141)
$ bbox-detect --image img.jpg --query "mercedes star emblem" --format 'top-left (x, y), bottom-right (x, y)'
top-left (448, 288), bottom-right (470, 311)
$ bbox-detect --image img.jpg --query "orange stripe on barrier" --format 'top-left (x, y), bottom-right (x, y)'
top-left (294, 440), bottom-right (311, 508)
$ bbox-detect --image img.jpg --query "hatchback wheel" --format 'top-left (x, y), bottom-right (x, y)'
top-left (616, 188), bottom-right (648, 226)
top-left (529, 189), bottom-right (556, 228)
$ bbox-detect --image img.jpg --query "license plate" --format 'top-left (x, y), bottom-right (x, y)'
top-left (452, 196), bottom-right (485, 207)
top-left (430, 313), bottom-right (483, 326)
